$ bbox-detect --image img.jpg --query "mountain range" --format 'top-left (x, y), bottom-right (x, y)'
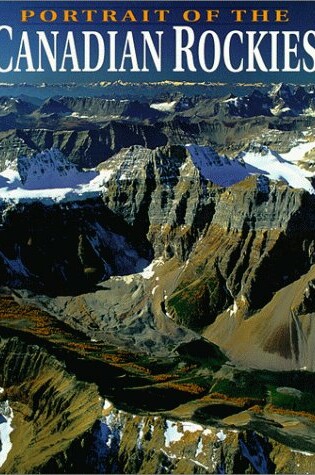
top-left (0, 83), bottom-right (315, 473)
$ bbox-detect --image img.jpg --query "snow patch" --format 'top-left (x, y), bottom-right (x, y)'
top-left (271, 106), bottom-right (292, 115)
top-left (103, 399), bottom-right (113, 412)
top-left (137, 418), bottom-right (145, 450)
top-left (281, 140), bottom-right (315, 164)
top-left (164, 420), bottom-right (205, 448)
top-left (164, 421), bottom-right (184, 447)
top-left (140, 257), bottom-right (164, 280)
top-left (150, 100), bottom-right (177, 112)
top-left (223, 97), bottom-right (240, 106)
top-left (190, 459), bottom-right (209, 470)
top-left (229, 301), bottom-right (238, 317)
top-left (0, 399), bottom-right (14, 468)
top-left (186, 144), bottom-right (249, 187)
top-left (291, 449), bottom-right (315, 456)
top-left (240, 145), bottom-right (315, 193)
top-left (216, 430), bottom-right (227, 442)
top-left (160, 448), bottom-right (177, 459)
top-left (101, 410), bottom-right (126, 454)
top-left (195, 437), bottom-right (204, 457)
top-left (182, 422), bottom-right (204, 433)
top-left (152, 285), bottom-right (159, 296)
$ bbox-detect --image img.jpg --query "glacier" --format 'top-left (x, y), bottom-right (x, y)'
top-left (0, 148), bottom-right (113, 204)
top-left (186, 141), bottom-right (315, 194)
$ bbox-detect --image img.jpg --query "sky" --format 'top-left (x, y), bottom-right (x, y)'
top-left (0, 1), bottom-right (315, 84)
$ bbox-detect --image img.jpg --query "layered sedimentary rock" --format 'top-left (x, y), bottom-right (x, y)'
top-left (0, 143), bottom-right (315, 370)
top-left (92, 144), bottom-right (315, 371)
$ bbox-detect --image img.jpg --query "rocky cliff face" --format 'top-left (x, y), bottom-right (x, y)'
top-left (47, 402), bottom-right (315, 475)
top-left (0, 126), bottom-right (168, 170)
top-left (100, 145), bottom-right (315, 342)
top-left (102, 144), bottom-right (213, 261)
top-left (1, 143), bottom-right (315, 370)
top-left (2, 85), bottom-right (315, 473)
top-left (0, 199), bottom-right (152, 294)
top-left (40, 96), bottom-right (163, 121)
top-left (0, 112), bottom-right (313, 171)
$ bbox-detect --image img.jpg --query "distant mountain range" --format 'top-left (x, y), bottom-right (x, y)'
top-left (0, 80), bottom-right (291, 100)
top-left (0, 82), bottom-right (314, 129)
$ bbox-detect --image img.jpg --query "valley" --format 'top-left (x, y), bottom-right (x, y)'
top-left (0, 81), bottom-right (315, 472)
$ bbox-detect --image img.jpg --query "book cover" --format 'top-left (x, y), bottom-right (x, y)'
top-left (0, 1), bottom-right (314, 473)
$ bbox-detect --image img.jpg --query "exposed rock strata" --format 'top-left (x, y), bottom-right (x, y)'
top-left (1, 144), bottom-right (315, 371)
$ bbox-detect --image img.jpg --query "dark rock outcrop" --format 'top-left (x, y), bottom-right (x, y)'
top-left (0, 199), bottom-right (152, 294)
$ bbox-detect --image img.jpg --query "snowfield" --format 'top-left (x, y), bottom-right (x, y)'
top-left (150, 100), bottom-right (177, 112)
top-left (0, 149), bottom-right (113, 204)
top-left (186, 142), bottom-right (315, 194)
top-left (186, 144), bottom-right (249, 187)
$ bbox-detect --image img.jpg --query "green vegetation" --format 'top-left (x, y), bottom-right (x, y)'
top-left (168, 276), bottom-right (225, 330)
top-left (168, 281), bottom-right (209, 329)
top-left (176, 339), bottom-right (227, 370)
top-left (268, 386), bottom-right (315, 414)
top-left (209, 369), bottom-right (315, 418)
top-left (210, 375), bottom-right (266, 400)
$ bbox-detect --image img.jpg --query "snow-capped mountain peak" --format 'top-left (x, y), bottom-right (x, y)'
top-left (17, 148), bottom-right (82, 189)
top-left (186, 142), bottom-right (315, 194)
top-left (186, 144), bottom-right (249, 187)
top-left (0, 148), bottom-right (114, 204)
